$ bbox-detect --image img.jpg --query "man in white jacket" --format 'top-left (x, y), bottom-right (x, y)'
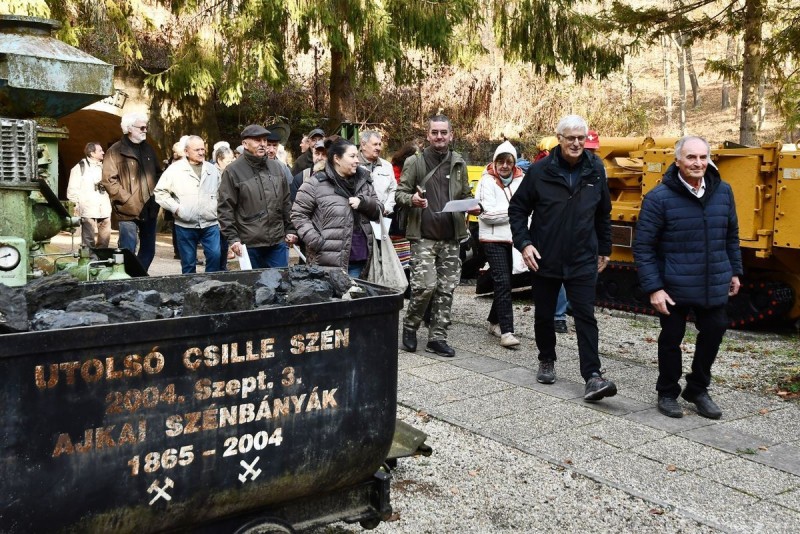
top-left (154, 135), bottom-right (222, 273)
top-left (359, 131), bottom-right (396, 216)
top-left (66, 142), bottom-right (111, 249)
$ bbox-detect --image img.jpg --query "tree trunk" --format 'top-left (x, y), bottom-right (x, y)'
top-left (684, 40), bottom-right (701, 108)
top-left (739, 0), bottom-right (764, 146)
top-left (721, 36), bottom-right (736, 110)
top-left (663, 35), bottom-right (673, 129)
top-left (674, 33), bottom-right (687, 135)
top-left (329, 48), bottom-right (355, 131)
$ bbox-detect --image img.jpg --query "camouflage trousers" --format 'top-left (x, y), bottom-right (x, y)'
top-left (404, 238), bottom-right (461, 341)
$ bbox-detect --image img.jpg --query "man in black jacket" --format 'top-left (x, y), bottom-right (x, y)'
top-left (509, 115), bottom-right (617, 402)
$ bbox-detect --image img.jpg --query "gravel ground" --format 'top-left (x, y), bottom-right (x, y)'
top-left (312, 284), bottom-right (798, 534)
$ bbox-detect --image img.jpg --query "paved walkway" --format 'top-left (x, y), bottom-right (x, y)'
top-left (396, 320), bottom-right (800, 533)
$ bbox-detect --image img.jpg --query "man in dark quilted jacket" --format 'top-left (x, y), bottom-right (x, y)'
top-left (634, 136), bottom-right (743, 420)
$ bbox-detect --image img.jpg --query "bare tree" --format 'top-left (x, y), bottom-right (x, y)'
top-left (663, 35), bottom-right (674, 129)
top-left (721, 36), bottom-right (737, 110)
top-left (673, 33), bottom-right (687, 135)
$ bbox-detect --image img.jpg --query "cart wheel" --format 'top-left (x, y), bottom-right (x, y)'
top-left (234, 517), bottom-right (295, 534)
top-left (359, 517), bottom-right (381, 530)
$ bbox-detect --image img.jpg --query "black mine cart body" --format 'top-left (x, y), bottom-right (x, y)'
top-left (0, 271), bottom-right (403, 533)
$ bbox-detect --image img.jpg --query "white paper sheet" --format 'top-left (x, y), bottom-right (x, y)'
top-left (236, 244), bottom-right (252, 270)
top-left (439, 198), bottom-right (480, 213)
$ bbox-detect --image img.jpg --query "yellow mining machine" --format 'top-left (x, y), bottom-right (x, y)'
top-left (468, 138), bottom-right (800, 329)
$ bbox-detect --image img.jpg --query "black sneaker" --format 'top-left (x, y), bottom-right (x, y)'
top-left (584, 373), bottom-right (617, 402)
top-left (402, 327), bottom-right (417, 352)
top-left (657, 396), bottom-right (683, 418)
top-left (425, 340), bottom-right (455, 357)
top-left (681, 390), bottom-right (722, 419)
top-left (537, 360), bottom-right (556, 384)
top-left (554, 319), bottom-right (568, 333)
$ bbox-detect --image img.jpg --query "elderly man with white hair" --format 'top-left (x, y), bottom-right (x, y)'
top-left (509, 114), bottom-right (616, 402)
top-left (154, 135), bottom-right (222, 274)
top-left (101, 112), bottom-right (162, 272)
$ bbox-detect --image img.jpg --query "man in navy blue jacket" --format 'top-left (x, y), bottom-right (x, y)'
top-left (633, 136), bottom-right (742, 419)
top-left (509, 115), bottom-right (617, 403)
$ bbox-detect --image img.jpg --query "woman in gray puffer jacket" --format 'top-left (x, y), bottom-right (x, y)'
top-left (291, 138), bottom-right (382, 277)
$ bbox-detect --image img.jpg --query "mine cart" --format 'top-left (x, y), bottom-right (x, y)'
top-left (0, 270), bottom-right (403, 533)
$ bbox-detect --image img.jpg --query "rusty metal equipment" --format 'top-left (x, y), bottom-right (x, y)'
top-left (0, 271), bottom-right (403, 532)
top-left (0, 14), bottom-right (114, 286)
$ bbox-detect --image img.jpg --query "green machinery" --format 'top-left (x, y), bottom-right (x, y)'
top-left (0, 14), bottom-right (118, 285)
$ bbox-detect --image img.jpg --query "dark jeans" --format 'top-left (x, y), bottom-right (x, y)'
top-left (657, 304), bottom-right (728, 399)
top-left (531, 273), bottom-right (602, 381)
top-left (247, 242), bottom-right (288, 269)
top-left (118, 218), bottom-right (157, 273)
top-left (484, 242), bottom-right (514, 334)
top-left (175, 225), bottom-right (222, 274)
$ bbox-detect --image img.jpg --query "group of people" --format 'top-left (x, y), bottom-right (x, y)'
top-left (70, 111), bottom-right (742, 420)
top-left (468, 114), bottom-right (741, 417)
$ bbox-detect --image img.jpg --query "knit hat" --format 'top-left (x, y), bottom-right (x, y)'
top-left (493, 141), bottom-right (517, 162)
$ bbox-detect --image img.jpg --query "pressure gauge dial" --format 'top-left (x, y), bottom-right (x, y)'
top-left (0, 243), bottom-right (22, 271)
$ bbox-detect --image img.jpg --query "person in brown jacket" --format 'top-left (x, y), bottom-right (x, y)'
top-left (101, 112), bottom-right (161, 272)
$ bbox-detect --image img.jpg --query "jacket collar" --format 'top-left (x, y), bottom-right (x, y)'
top-left (662, 162), bottom-right (721, 197)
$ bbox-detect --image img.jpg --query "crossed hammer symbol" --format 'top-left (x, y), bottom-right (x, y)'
top-left (147, 477), bottom-right (174, 505)
top-left (238, 456), bottom-right (262, 483)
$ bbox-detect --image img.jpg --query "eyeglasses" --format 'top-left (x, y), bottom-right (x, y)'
top-left (133, 125), bottom-right (148, 132)
top-left (559, 135), bottom-right (586, 143)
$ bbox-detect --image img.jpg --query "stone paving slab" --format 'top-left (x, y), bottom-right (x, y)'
top-left (403, 361), bottom-right (475, 383)
top-left (631, 435), bottom-right (734, 472)
top-left (486, 367), bottom-right (587, 400)
top-left (567, 391), bottom-right (651, 416)
top-left (769, 488), bottom-right (800, 512)
top-left (448, 372), bottom-right (515, 398)
top-left (695, 456), bottom-right (800, 497)
top-left (525, 430), bottom-right (621, 467)
top-left (450, 354), bottom-right (519, 374)
top-left (650, 473), bottom-right (760, 529)
top-left (737, 501), bottom-right (800, 534)
top-left (397, 351), bottom-right (438, 370)
top-left (679, 423), bottom-right (777, 455)
top-left (397, 370), bottom-right (434, 391)
top-left (625, 406), bottom-right (717, 433)
top-left (746, 443), bottom-right (800, 477)
top-left (427, 389), bottom-right (537, 426)
top-left (723, 406), bottom-right (800, 443)
top-left (575, 417), bottom-right (669, 450)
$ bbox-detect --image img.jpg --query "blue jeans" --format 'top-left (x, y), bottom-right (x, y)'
top-left (118, 218), bottom-right (157, 273)
top-left (247, 242), bottom-right (288, 269)
top-left (348, 261), bottom-right (366, 278)
top-left (555, 284), bottom-right (568, 320)
top-left (175, 225), bottom-right (222, 274)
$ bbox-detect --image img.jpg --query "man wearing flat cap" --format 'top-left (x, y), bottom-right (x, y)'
top-left (291, 128), bottom-right (325, 175)
top-left (218, 124), bottom-right (297, 268)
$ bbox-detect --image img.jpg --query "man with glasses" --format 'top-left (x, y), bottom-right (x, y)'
top-left (509, 115), bottom-right (617, 402)
top-left (102, 112), bottom-right (161, 272)
top-left (395, 115), bottom-right (481, 357)
top-left (218, 124), bottom-right (297, 269)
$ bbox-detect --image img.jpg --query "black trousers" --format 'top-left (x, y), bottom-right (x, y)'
top-left (657, 304), bottom-right (728, 399)
top-left (531, 273), bottom-right (602, 381)
top-left (484, 242), bottom-right (514, 334)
